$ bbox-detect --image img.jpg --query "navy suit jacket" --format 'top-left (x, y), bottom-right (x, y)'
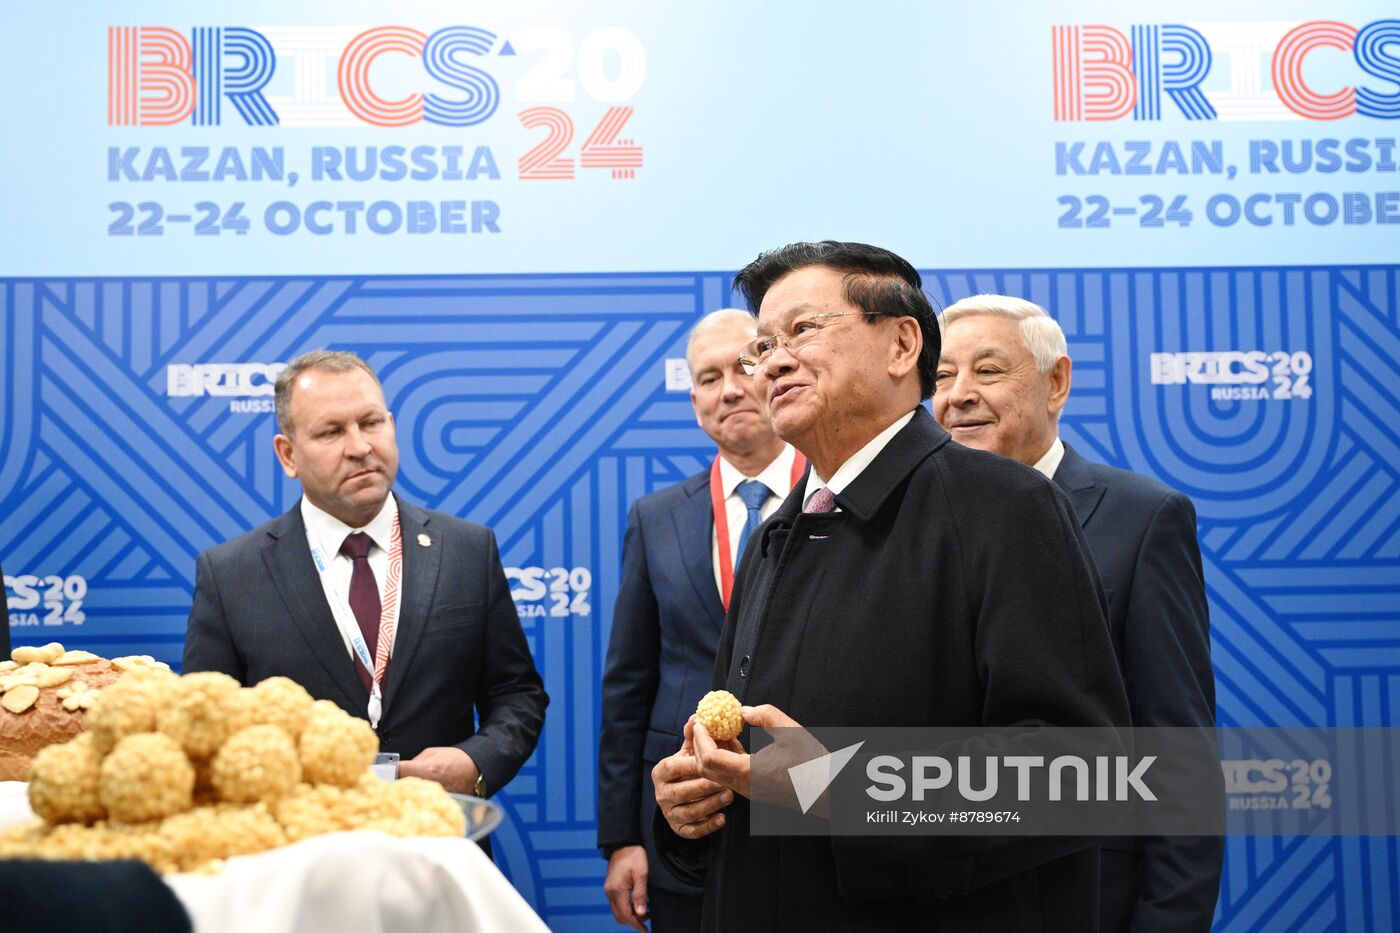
top-left (597, 469), bottom-right (723, 894)
top-left (1053, 443), bottom-right (1222, 933)
top-left (183, 499), bottom-right (547, 795)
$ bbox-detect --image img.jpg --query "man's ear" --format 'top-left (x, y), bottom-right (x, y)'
top-left (887, 317), bottom-right (923, 380)
top-left (273, 434), bottom-right (299, 479)
top-left (690, 389), bottom-right (703, 429)
top-left (1047, 355), bottom-right (1072, 415)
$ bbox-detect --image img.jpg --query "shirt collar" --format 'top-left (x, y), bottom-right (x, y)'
top-left (803, 408), bottom-right (917, 506)
top-left (1031, 436), bottom-right (1066, 480)
top-left (301, 492), bottom-right (397, 557)
top-left (718, 445), bottom-right (798, 498)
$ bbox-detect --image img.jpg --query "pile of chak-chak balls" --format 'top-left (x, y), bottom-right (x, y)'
top-left (0, 669), bottom-right (466, 873)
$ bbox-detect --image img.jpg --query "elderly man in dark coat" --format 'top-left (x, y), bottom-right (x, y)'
top-left (650, 242), bottom-right (1131, 932)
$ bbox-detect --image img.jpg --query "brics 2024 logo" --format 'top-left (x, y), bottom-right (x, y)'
top-left (505, 567), bottom-right (592, 620)
top-left (1053, 20), bottom-right (1400, 121)
top-left (1150, 351), bottom-right (1314, 401)
top-left (4, 574), bottom-right (88, 628)
top-left (108, 26), bottom-right (501, 127)
top-left (105, 25), bottom-right (646, 181)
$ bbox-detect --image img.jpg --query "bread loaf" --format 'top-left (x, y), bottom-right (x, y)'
top-left (0, 645), bottom-right (163, 781)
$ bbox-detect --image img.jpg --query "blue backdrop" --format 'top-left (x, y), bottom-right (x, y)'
top-left (5, 264), bottom-right (1397, 929)
top-left (3, 2), bottom-right (1399, 929)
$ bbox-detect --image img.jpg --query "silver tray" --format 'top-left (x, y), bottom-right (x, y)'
top-left (447, 793), bottom-right (504, 841)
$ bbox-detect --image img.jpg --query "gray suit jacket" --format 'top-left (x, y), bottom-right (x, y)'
top-left (183, 499), bottom-right (547, 793)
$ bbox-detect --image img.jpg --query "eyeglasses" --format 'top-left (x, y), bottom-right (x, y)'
top-left (737, 312), bottom-right (876, 376)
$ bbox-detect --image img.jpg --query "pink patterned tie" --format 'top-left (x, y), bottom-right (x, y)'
top-left (340, 532), bottom-right (381, 691)
top-left (804, 487), bottom-right (836, 513)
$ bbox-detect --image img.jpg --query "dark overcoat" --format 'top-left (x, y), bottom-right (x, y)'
top-left (658, 408), bottom-right (1131, 932)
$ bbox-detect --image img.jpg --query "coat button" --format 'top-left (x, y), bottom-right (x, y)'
top-left (738, 655), bottom-right (751, 678)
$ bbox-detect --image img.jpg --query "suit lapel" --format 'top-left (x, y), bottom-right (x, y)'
top-left (1053, 443), bottom-right (1107, 528)
top-left (673, 472), bottom-right (725, 632)
top-left (380, 500), bottom-right (441, 714)
top-left (262, 507), bottom-right (366, 710)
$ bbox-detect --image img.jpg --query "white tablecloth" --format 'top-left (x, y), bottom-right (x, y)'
top-left (0, 781), bottom-right (548, 933)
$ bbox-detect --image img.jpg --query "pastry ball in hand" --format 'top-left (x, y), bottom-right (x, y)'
top-left (695, 690), bottom-right (744, 742)
top-left (100, 732), bottom-right (196, 824)
top-left (211, 724), bottom-right (302, 803)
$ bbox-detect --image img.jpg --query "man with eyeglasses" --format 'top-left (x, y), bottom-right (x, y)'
top-left (598, 309), bottom-right (804, 933)
top-left (649, 242), bottom-right (1130, 931)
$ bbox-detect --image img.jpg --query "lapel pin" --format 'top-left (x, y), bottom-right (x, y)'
top-left (418, 533), bottom-right (432, 547)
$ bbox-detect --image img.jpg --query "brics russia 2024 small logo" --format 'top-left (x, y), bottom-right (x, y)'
top-left (1150, 351), bottom-right (1314, 400)
top-left (506, 566), bottom-right (592, 619)
top-left (5, 574), bottom-right (88, 627)
top-left (166, 363), bottom-right (285, 413)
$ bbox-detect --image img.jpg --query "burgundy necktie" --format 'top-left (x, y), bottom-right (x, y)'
top-left (804, 487), bottom-right (836, 513)
top-left (339, 532), bottom-right (381, 691)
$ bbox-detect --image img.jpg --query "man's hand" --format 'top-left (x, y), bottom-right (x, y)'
top-left (652, 718), bottom-right (733, 840)
top-left (398, 746), bottom-right (479, 794)
top-left (690, 713), bottom-right (751, 798)
top-left (602, 845), bottom-right (650, 932)
top-left (694, 704), bottom-right (829, 815)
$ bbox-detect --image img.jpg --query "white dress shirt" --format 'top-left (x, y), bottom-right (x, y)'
top-left (1031, 436), bottom-right (1066, 480)
top-left (801, 409), bottom-right (917, 511)
top-left (711, 445), bottom-right (799, 593)
top-left (300, 493), bottom-right (402, 660)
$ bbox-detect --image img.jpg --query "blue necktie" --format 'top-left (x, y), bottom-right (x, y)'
top-left (734, 480), bottom-right (771, 566)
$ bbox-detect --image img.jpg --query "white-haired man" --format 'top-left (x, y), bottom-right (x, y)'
top-left (598, 310), bottom-right (804, 932)
top-left (932, 294), bottom-right (1221, 933)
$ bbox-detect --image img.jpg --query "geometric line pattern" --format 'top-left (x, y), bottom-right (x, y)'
top-left (3, 266), bottom-right (1398, 931)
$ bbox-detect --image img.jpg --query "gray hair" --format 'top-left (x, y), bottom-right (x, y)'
top-left (939, 295), bottom-right (1068, 374)
top-left (685, 308), bottom-right (757, 374)
top-left (274, 349), bottom-right (383, 435)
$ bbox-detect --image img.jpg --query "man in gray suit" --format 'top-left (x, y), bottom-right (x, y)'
top-left (184, 350), bottom-right (546, 799)
top-left (933, 295), bottom-right (1220, 932)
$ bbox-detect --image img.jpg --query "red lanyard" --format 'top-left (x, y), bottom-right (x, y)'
top-left (710, 450), bottom-right (808, 610)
